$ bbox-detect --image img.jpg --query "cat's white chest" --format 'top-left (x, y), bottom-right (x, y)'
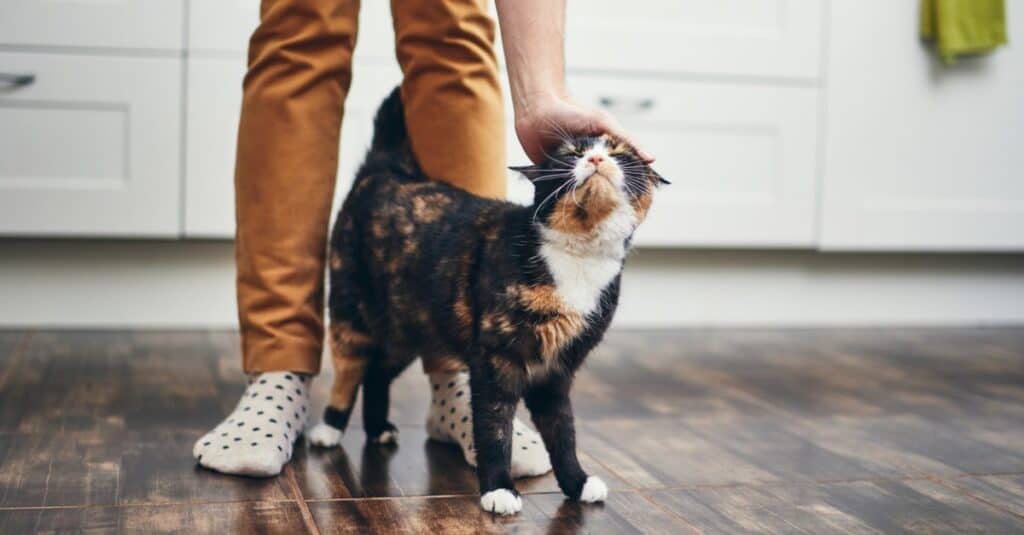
top-left (538, 205), bottom-right (634, 317)
top-left (539, 246), bottom-right (621, 317)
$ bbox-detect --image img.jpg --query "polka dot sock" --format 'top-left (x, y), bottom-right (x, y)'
top-left (426, 371), bottom-right (552, 479)
top-left (192, 371), bottom-right (310, 477)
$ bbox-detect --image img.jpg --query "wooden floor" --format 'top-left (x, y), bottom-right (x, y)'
top-left (2, 328), bottom-right (1024, 533)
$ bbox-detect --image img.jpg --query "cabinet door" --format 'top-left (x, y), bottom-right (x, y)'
top-left (0, 53), bottom-right (182, 237)
top-left (185, 60), bottom-right (402, 237)
top-left (820, 1), bottom-right (1024, 251)
top-left (188, 0), bottom-right (393, 61)
top-left (0, 0), bottom-right (184, 50)
top-left (565, 0), bottom-right (824, 79)
top-left (568, 74), bottom-right (819, 247)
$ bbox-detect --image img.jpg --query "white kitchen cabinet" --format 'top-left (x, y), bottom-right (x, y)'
top-left (819, 1), bottom-right (1024, 251)
top-left (565, 0), bottom-right (824, 80)
top-left (568, 75), bottom-right (820, 247)
top-left (185, 59), bottom-right (403, 237)
top-left (184, 57), bottom-right (246, 238)
top-left (0, 52), bottom-right (182, 237)
top-left (0, 0), bottom-right (184, 51)
top-left (188, 0), bottom-right (395, 61)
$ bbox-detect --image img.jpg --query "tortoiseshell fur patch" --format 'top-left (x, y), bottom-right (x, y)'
top-left (323, 88), bottom-right (665, 505)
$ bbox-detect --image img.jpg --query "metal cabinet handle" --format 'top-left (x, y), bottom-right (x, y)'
top-left (598, 96), bottom-right (655, 113)
top-left (0, 73), bottom-right (36, 86)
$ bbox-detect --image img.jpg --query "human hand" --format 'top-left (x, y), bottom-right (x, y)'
top-left (513, 93), bottom-right (655, 165)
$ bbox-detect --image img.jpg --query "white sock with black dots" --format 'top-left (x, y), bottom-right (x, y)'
top-left (426, 370), bottom-right (552, 479)
top-left (193, 371), bottom-right (310, 477)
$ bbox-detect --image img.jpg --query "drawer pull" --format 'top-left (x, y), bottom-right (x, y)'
top-left (0, 72), bottom-right (36, 87)
top-left (598, 96), bottom-right (655, 113)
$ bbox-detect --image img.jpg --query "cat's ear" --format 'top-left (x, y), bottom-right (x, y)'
top-left (651, 168), bottom-right (672, 185)
top-left (509, 165), bottom-right (546, 182)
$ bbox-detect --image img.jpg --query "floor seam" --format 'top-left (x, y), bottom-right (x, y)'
top-left (283, 465), bottom-right (322, 535)
top-left (928, 475), bottom-right (1024, 522)
top-left (0, 499), bottom-right (301, 511)
top-left (635, 490), bottom-right (706, 534)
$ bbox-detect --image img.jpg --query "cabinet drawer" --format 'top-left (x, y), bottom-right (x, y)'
top-left (565, 0), bottom-right (824, 79)
top-left (0, 53), bottom-right (182, 237)
top-left (566, 75), bottom-right (819, 247)
top-left (0, 1), bottom-right (184, 51)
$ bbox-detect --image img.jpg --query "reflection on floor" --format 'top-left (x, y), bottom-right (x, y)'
top-left (1, 328), bottom-right (1024, 533)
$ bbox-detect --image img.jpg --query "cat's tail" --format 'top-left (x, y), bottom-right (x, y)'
top-left (370, 86), bottom-right (408, 153)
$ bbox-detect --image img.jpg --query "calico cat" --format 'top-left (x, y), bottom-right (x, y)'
top-left (316, 88), bottom-right (666, 514)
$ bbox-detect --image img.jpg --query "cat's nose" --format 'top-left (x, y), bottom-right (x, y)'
top-left (587, 154), bottom-right (605, 165)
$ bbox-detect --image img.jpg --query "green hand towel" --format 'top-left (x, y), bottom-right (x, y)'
top-left (921, 0), bottom-right (1008, 64)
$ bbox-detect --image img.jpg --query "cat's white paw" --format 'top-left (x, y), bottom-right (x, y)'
top-left (307, 422), bottom-right (343, 448)
top-left (480, 488), bottom-right (523, 515)
top-left (579, 476), bottom-right (608, 503)
top-left (373, 429), bottom-right (398, 445)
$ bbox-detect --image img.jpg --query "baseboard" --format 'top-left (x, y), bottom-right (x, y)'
top-left (1, 239), bottom-right (1023, 328)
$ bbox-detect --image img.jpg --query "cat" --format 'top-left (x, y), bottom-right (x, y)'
top-left (316, 87), bottom-right (666, 514)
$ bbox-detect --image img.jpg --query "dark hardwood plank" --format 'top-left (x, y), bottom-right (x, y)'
top-left (0, 331), bottom-right (24, 362)
top-left (948, 475), bottom-right (1024, 518)
top-left (526, 491), bottom-right (697, 534)
top-left (650, 479), bottom-right (1024, 534)
top-left (0, 429), bottom-right (292, 508)
top-left (309, 491), bottom-right (692, 534)
top-left (292, 425), bottom-right (623, 500)
top-left (2, 327), bottom-right (1023, 533)
top-left (606, 328), bottom-right (1024, 424)
top-left (310, 495), bottom-right (542, 534)
top-left (582, 411), bottom-right (1024, 491)
top-left (0, 501), bottom-right (309, 534)
top-left (0, 331), bottom-right (230, 434)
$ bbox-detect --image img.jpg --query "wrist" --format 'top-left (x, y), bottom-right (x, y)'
top-left (513, 87), bottom-right (569, 117)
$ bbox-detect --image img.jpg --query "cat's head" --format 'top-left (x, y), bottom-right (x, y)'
top-left (513, 134), bottom-right (668, 241)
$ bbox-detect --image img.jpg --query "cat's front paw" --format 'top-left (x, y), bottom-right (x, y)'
top-left (480, 488), bottom-right (523, 515)
top-left (368, 422), bottom-right (399, 445)
top-left (578, 476), bottom-right (608, 503)
top-left (308, 422), bottom-right (343, 448)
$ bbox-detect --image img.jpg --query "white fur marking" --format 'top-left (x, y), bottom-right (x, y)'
top-left (579, 476), bottom-right (608, 503)
top-left (480, 488), bottom-right (523, 515)
top-left (308, 422), bottom-right (343, 448)
top-left (374, 429), bottom-right (398, 444)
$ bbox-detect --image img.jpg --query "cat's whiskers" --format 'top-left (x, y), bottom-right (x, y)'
top-left (532, 179), bottom-right (576, 222)
top-left (538, 147), bottom-right (575, 170)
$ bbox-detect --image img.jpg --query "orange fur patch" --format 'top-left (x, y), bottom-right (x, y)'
top-left (547, 177), bottom-right (620, 235)
top-left (411, 193), bottom-right (451, 223)
top-left (329, 250), bottom-right (343, 271)
top-left (631, 189), bottom-right (654, 222)
top-left (506, 284), bottom-right (586, 361)
top-left (328, 321), bottom-right (371, 409)
top-left (535, 313), bottom-right (585, 360)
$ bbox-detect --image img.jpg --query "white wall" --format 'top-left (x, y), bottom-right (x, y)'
top-left (2, 239), bottom-right (1022, 329)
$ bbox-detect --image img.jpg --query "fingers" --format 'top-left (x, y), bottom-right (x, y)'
top-left (594, 112), bottom-right (655, 163)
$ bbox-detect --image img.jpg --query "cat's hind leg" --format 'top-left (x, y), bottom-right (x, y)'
top-left (308, 321), bottom-right (373, 448)
top-left (362, 359), bottom-right (410, 445)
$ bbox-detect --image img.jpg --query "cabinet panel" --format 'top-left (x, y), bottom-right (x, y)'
top-left (0, 53), bottom-right (182, 237)
top-left (188, 0), bottom-right (394, 61)
top-left (565, 0), bottom-right (824, 79)
top-left (567, 75), bottom-right (819, 247)
top-left (819, 1), bottom-right (1024, 251)
top-left (185, 60), bottom-right (403, 237)
top-left (0, 1), bottom-right (184, 50)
